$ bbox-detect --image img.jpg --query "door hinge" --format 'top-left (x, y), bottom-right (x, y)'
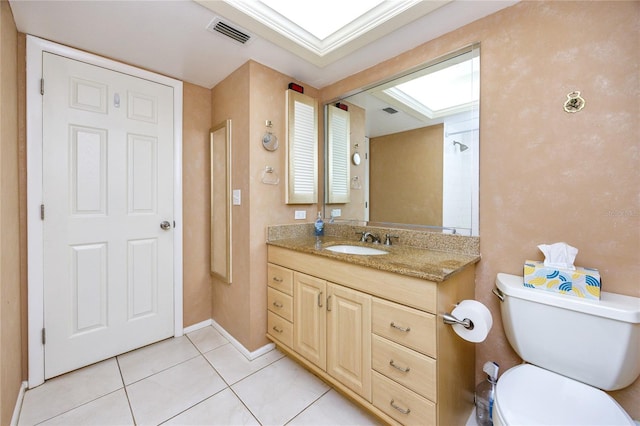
top-left (40, 204), bottom-right (45, 220)
top-left (40, 78), bottom-right (44, 95)
top-left (41, 328), bottom-right (46, 345)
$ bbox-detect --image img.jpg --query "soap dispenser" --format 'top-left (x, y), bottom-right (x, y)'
top-left (475, 361), bottom-right (499, 426)
top-left (314, 212), bottom-right (324, 237)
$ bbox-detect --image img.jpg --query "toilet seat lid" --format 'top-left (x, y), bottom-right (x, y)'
top-left (494, 364), bottom-right (633, 425)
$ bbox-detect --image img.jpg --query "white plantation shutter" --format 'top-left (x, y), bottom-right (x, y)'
top-left (327, 105), bottom-right (350, 203)
top-left (286, 89), bottom-right (318, 204)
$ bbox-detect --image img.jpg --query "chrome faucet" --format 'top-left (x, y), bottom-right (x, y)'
top-left (362, 232), bottom-right (381, 244)
top-left (384, 234), bottom-right (399, 246)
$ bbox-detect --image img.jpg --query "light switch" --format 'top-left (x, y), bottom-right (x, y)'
top-left (232, 189), bottom-right (241, 205)
top-left (295, 210), bottom-right (306, 220)
top-left (331, 209), bottom-right (342, 218)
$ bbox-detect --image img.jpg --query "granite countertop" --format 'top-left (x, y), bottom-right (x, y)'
top-left (267, 236), bottom-right (480, 282)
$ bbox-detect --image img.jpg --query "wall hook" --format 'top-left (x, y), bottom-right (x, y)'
top-left (261, 166), bottom-right (279, 185)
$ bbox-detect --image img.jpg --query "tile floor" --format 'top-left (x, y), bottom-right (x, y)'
top-left (17, 326), bottom-right (383, 426)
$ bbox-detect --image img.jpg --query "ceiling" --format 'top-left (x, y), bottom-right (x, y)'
top-left (9, 0), bottom-right (516, 90)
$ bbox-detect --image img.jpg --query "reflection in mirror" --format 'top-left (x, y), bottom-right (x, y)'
top-left (326, 104), bottom-right (350, 203)
top-left (325, 44), bottom-right (479, 236)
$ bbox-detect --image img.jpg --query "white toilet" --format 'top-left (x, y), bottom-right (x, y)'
top-left (493, 273), bottom-right (640, 425)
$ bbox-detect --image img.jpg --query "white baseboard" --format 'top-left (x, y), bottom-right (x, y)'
top-left (11, 381), bottom-right (28, 426)
top-left (183, 317), bottom-right (275, 360)
top-left (183, 319), bottom-right (213, 334)
top-left (210, 319), bottom-right (275, 361)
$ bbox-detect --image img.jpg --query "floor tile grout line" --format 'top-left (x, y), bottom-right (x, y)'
top-left (226, 383), bottom-right (265, 426)
top-left (20, 358), bottom-right (128, 426)
top-left (115, 355), bottom-right (138, 425)
top-left (157, 386), bottom-right (234, 426)
top-left (186, 332), bottom-right (305, 426)
top-left (30, 387), bottom-right (127, 426)
top-left (117, 343), bottom-right (203, 387)
top-left (283, 387), bottom-right (333, 426)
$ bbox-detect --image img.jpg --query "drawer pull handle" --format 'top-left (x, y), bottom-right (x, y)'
top-left (390, 322), bottom-right (411, 333)
top-left (272, 301), bottom-right (284, 308)
top-left (318, 292), bottom-right (323, 308)
top-left (390, 399), bottom-right (411, 415)
top-left (272, 276), bottom-right (283, 283)
top-left (389, 359), bottom-right (411, 373)
top-left (272, 326), bottom-right (283, 333)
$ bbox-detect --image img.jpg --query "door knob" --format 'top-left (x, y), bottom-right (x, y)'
top-left (160, 221), bottom-right (171, 230)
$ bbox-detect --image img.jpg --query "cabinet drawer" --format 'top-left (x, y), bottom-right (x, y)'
top-left (268, 263), bottom-right (293, 295)
top-left (372, 298), bottom-right (436, 357)
top-left (372, 334), bottom-right (436, 402)
top-left (267, 287), bottom-right (293, 321)
top-left (372, 371), bottom-right (436, 426)
top-left (267, 311), bottom-right (293, 348)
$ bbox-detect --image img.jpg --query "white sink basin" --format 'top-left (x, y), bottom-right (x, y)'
top-left (325, 245), bottom-right (388, 256)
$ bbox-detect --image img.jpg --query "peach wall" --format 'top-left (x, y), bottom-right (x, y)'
top-left (182, 82), bottom-right (213, 327)
top-left (247, 61), bottom-right (320, 349)
top-left (0, 0), bottom-right (22, 424)
top-left (321, 1), bottom-right (640, 416)
top-left (370, 124), bottom-right (443, 225)
top-left (211, 62), bottom-right (252, 347)
top-left (211, 60), bottom-right (320, 350)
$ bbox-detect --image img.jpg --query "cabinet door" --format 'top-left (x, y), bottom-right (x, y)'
top-left (293, 272), bottom-right (326, 370)
top-left (327, 283), bottom-right (372, 401)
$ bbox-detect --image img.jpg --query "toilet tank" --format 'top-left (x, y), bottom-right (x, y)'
top-left (495, 273), bottom-right (640, 391)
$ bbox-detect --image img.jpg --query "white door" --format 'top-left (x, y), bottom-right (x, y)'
top-left (42, 52), bottom-right (175, 378)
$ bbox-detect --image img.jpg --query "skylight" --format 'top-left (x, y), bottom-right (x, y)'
top-left (206, 0), bottom-right (449, 66)
top-left (260, 0), bottom-right (385, 40)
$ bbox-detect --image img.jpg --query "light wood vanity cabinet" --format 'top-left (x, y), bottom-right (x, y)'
top-left (267, 245), bottom-right (475, 426)
top-left (292, 272), bottom-right (372, 400)
top-left (293, 272), bottom-right (326, 369)
top-left (267, 263), bottom-right (294, 348)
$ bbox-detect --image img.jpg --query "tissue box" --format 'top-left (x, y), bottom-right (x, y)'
top-left (523, 260), bottom-right (601, 300)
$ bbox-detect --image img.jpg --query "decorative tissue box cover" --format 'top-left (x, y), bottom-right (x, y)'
top-left (523, 260), bottom-right (601, 300)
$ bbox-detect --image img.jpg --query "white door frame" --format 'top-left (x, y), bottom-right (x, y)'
top-left (26, 36), bottom-right (184, 388)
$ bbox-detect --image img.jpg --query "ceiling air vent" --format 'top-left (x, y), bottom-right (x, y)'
top-left (383, 107), bottom-right (398, 114)
top-left (206, 18), bottom-right (251, 45)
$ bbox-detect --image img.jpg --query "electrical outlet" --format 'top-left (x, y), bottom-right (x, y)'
top-left (294, 210), bottom-right (306, 220)
top-left (331, 209), bottom-right (342, 217)
top-left (232, 189), bottom-right (241, 205)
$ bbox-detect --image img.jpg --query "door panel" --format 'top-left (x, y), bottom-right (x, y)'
top-left (42, 52), bottom-right (175, 378)
top-left (293, 272), bottom-right (326, 370)
top-left (327, 283), bottom-right (372, 400)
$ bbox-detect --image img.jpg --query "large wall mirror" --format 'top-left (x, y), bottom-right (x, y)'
top-left (324, 44), bottom-right (480, 236)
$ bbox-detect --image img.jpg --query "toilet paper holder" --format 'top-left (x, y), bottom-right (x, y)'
top-left (442, 313), bottom-right (474, 330)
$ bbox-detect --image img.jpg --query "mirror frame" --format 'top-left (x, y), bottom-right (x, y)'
top-left (210, 120), bottom-right (232, 283)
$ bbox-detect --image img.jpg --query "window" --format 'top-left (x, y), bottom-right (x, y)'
top-left (326, 104), bottom-right (350, 203)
